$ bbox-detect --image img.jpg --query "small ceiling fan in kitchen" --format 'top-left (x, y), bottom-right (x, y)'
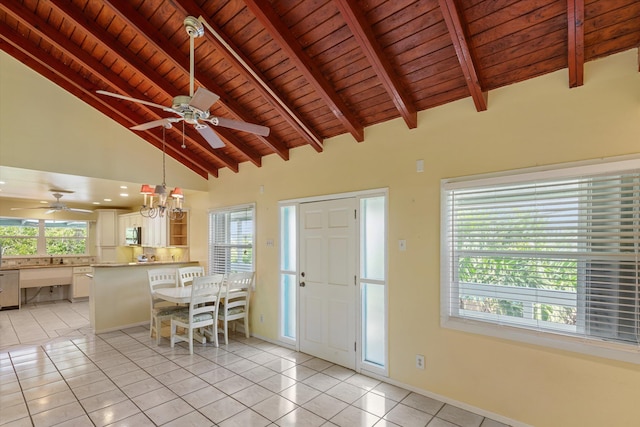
top-left (96, 16), bottom-right (269, 149)
top-left (10, 192), bottom-right (93, 214)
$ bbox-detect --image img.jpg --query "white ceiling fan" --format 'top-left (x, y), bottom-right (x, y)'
top-left (96, 16), bottom-right (269, 149)
top-left (11, 192), bottom-right (93, 214)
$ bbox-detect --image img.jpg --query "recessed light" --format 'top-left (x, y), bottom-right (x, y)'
top-left (120, 193), bottom-right (129, 197)
top-left (104, 198), bottom-right (112, 202)
top-left (93, 202), bottom-right (101, 205)
top-left (120, 185), bottom-right (128, 189)
top-left (0, 181), bottom-right (5, 185)
top-left (40, 201), bottom-right (48, 204)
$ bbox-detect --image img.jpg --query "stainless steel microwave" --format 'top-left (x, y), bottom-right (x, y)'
top-left (125, 226), bottom-right (142, 245)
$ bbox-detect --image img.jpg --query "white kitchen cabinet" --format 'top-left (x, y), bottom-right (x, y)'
top-left (72, 266), bottom-right (93, 300)
top-left (96, 209), bottom-right (127, 262)
top-left (142, 215), bottom-right (167, 247)
top-left (0, 270), bottom-right (20, 309)
top-left (97, 210), bottom-right (119, 247)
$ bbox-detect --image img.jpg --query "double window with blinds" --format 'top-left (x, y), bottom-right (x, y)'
top-left (441, 159), bottom-right (640, 362)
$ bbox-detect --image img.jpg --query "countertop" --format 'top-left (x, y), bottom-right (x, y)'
top-left (1, 264), bottom-right (90, 271)
top-left (92, 261), bottom-right (198, 268)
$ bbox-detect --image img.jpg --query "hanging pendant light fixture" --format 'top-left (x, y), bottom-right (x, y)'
top-left (139, 125), bottom-right (185, 220)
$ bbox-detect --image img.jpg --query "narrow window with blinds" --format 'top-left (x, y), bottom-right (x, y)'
top-left (209, 204), bottom-right (255, 274)
top-left (442, 162), bottom-right (640, 360)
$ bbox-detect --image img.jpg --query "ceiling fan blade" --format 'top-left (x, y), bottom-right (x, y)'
top-left (194, 123), bottom-right (225, 149)
top-left (189, 87), bottom-right (220, 112)
top-left (208, 116), bottom-right (270, 137)
top-left (45, 209), bottom-right (58, 214)
top-left (68, 208), bottom-right (94, 214)
top-left (131, 117), bottom-right (182, 131)
top-left (96, 90), bottom-right (174, 112)
top-left (10, 206), bottom-right (49, 211)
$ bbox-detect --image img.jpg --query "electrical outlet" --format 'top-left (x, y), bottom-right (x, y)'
top-left (416, 354), bottom-right (425, 370)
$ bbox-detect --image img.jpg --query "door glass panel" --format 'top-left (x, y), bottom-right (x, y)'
top-left (360, 197), bottom-right (385, 280)
top-left (360, 195), bottom-right (386, 371)
top-left (363, 282), bottom-right (385, 366)
top-left (280, 205), bottom-right (297, 341)
top-left (281, 273), bottom-right (297, 339)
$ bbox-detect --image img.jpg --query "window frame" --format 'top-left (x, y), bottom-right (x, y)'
top-left (0, 218), bottom-right (90, 257)
top-left (208, 203), bottom-right (256, 276)
top-left (441, 156), bottom-right (640, 365)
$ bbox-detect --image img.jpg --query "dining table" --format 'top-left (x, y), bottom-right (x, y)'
top-left (153, 286), bottom-right (194, 304)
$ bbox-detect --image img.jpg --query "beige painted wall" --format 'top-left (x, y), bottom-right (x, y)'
top-left (204, 50), bottom-right (640, 427)
top-left (0, 52), bottom-right (208, 192)
top-left (1, 46), bottom-right (639, 426)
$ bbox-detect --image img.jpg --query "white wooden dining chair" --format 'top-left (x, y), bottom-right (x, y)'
top-left (147, 268), bottom-right (185, 345)
top-left (170, 274), bottom-right (224, 354)
top-left (218, 271), bottom-right (254, 345)
top-left (177, 266), bottom-right (205, 287)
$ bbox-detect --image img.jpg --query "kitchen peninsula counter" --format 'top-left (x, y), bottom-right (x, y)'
top-left (91, 261), bottom-right (199, 333)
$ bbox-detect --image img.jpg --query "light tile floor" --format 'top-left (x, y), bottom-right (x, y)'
top-left (0, 301), bottom-right (510, 427)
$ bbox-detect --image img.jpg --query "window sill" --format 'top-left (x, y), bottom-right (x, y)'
top-left (441, 316), bottom-right (640, 365)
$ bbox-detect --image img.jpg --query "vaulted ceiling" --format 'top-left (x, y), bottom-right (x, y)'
top-left (2, 0), bottom-right (639, 180)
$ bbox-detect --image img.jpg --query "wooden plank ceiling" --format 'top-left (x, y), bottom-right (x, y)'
top-left (1, 1), bottom-right (639, 179)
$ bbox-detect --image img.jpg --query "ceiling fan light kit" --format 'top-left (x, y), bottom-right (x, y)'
top-left (96, 16), bottom-right (270, 151)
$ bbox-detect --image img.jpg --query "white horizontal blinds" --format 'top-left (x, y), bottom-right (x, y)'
top-left (446, 172), bottom-right (640, 346)
top-left (209, 205), bottom-right (254, 275)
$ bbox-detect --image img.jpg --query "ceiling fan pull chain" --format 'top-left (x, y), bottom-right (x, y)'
top-left (182, 121), bottom-right (186, 149)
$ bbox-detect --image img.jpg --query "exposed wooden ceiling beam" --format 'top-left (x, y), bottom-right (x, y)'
top-left (191, 11), bottom-right (325, 153)
top-left (102, 0), bottom-right (270, 166)
top-left (1, 2), bottom-right (219, 179)
top-left (334, 0), bottom-right (417, 129)
top-left (568, 0), bottom-right (585, 87)
top-left (438, 0), bottom-right (488, 112)
top-left (43, 0), bottom-right (240, 173)
top-left (0, 27), bottom-right (215, 179)
top-left (244, 0), bottom-right (365, 142)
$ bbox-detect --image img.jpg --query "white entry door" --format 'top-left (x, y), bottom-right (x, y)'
top-left (299, 198), bottom-right (357, 369)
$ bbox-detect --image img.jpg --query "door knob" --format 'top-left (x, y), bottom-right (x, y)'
top-left (300, 281), bottom-right (306, 287)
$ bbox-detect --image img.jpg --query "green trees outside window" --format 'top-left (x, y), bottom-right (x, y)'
top-left (0, 218), bottom-right (88, 256)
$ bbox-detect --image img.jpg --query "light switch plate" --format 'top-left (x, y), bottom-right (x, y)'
top-left (416, 159), bottom-right (424, 173)
top-left (399, 240), bottom-right (407, 251)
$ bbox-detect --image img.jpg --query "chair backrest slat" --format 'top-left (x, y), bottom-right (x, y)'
top-left (178, 266), bottom-right (205, 287)
top-left (190, 274), bottom-right (224, 313)
top-left (148, 268), bottom-right (178, 306)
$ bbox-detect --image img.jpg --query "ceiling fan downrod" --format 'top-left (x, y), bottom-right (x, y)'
top-left (183, 16), bottom-right (204, 98)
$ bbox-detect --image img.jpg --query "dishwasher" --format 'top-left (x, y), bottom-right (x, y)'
top-left (0, 270), bottom-right (20, 310)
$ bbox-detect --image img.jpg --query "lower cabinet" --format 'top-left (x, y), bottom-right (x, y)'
top-left (72, 266), bottom-right (93, 300)
top-left (0, 270), bottom-right (20, 309)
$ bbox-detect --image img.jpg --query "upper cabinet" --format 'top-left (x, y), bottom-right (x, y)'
top-left (97, 210), bottom-right (120, 247)
top-left (142, 215), bottom-right (167, 248)
top-left (96, 209), bottom-right (127, 262)
top-left (117, 211), bottom-right (188, 248)
top-left (169, 212), bottom-right (189, 247)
